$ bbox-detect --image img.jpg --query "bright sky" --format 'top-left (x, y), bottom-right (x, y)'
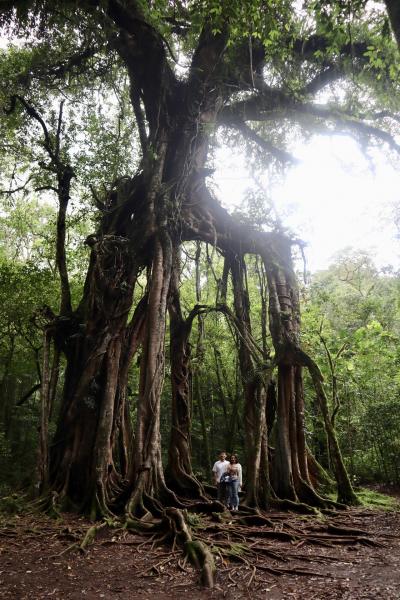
top-left (213, 136), bottom-right (400, 273)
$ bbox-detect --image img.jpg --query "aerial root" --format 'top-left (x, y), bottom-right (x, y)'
top-left (28, 491), bottom-right (62, 519)
top-left (90, 489), bottom-right (117, 521)
top-left (53, 501), bottom-right (381, 573)
top-left (123, 503), bottom-right (217, 587)
top-left (246, 565), bottom-right (257, 587)
top-left (326, 524), bottom-right (369, 536)
top-left (269, 498), bottom-right (319, 514)
top-left (125, 516), bottom-right (160, 533)
top-left (256, 564), bottom-right (333, 578)
top-left (237, 514), bottom-right (274, 527)
top-left (185, 539), bottom-right (215, 587)
top-left (50, 521), bottom-right (110, 558)
top-left (295, 481), bottom-right (333, 509)
top-left (184, 500), bottom-right (225, 514)
top-left (163, 507), bottom-right (216, 587)
top-left (79, 522), bottom-right (108, 553)
top-left (136, 552), bottom-right (180, 577)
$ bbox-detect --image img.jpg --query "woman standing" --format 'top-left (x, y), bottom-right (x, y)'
top-left (227, 454), bottom-right (242, 511)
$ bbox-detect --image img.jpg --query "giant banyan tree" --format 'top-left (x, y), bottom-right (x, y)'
top-left (2, 0), bottom-right (400, 586)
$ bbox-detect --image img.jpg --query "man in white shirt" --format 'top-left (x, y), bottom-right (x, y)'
top-left (212, 451), bottom-right (230, 504)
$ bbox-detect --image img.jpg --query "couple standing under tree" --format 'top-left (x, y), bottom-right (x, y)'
top-left (212, 452), bottom-right (243, 511)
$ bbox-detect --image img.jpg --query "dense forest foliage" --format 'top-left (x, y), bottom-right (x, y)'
top-left (0, 5), bottom-right (400, 584)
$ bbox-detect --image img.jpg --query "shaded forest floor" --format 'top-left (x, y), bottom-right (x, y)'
top-left (0, 491), bottom-right (399, 599)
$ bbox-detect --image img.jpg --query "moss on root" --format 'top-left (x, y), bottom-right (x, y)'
top-left (185, 539), bottom-right (216, 587)
top-left (163, 507), bottom-right (216, 587)
top-left (79, 522), bottom-right (107, 553)
top-left (0, 493), bottom-right (27, 515)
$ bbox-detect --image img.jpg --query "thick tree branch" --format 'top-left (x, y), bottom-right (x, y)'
top-left (16, 383), bottom-right (41, 406)
top-left (295, 103), bottom-right (400, 153)
top-left (47, 45), bottom-right (99, 78)
top-left (219, 88), bottom-right (294, 123)
top-left (35, 185), bottom-right (59, 193)
top-left (217, 38), bottom-right (267, 94)
top-left (0, 175), bottom-right (34, 195)
top-left (7, 95), bottom-right (55, 161)
top-left (302, 65), bottom-right (342, 96)
top-left (347, 109), bottom-right (400, 124)
top-left (107, 0), bottom-right (178, 135)
top-left (182, 180), bottom-right (292, 270)
top-left (220, 118), bottom-right (298, 165)
top-left (188, 24), bottom-right (228, 89)
top-left (183, 23), bottom-right (230, 127)
top-left (220, 90), bottom-right (400, 154)
top-left (292, 36), bottom-right (369, 61)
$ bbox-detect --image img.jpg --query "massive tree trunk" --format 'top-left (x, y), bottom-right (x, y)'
top-left (48, 24), bottom-right (227, 512)
top-left (49, 176), bottom-right (147, 514)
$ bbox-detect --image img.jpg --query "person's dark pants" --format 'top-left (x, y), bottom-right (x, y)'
top-left (217, 482), bottom-right (228, 504)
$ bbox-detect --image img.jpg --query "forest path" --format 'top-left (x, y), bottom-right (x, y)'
top-left (0, 504), bottom-right (399, 599)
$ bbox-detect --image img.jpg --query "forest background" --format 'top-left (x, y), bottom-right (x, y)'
top-left (0, 0), bottom-right (400, 515)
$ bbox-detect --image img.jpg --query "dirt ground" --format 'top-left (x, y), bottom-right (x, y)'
top-left (0, 502), bottom-right (399, 600)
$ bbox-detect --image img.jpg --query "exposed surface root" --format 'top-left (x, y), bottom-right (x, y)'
top-left (2, 506), bottom-right (399, 599)
top-left (2, 496), bottom-right (392, 592)
top-left (28, 491), bottom-right (63, 519)
top-left (269, 498), bottom-right (320, 514)
top-left (79, 522), bottom-right (107, 553)
top-left (185, 500), bottom-right (225, 513)
top-left (238, 514), bottom-right (274, 527)
top-left (163, 507), bottom-right (216, 587)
